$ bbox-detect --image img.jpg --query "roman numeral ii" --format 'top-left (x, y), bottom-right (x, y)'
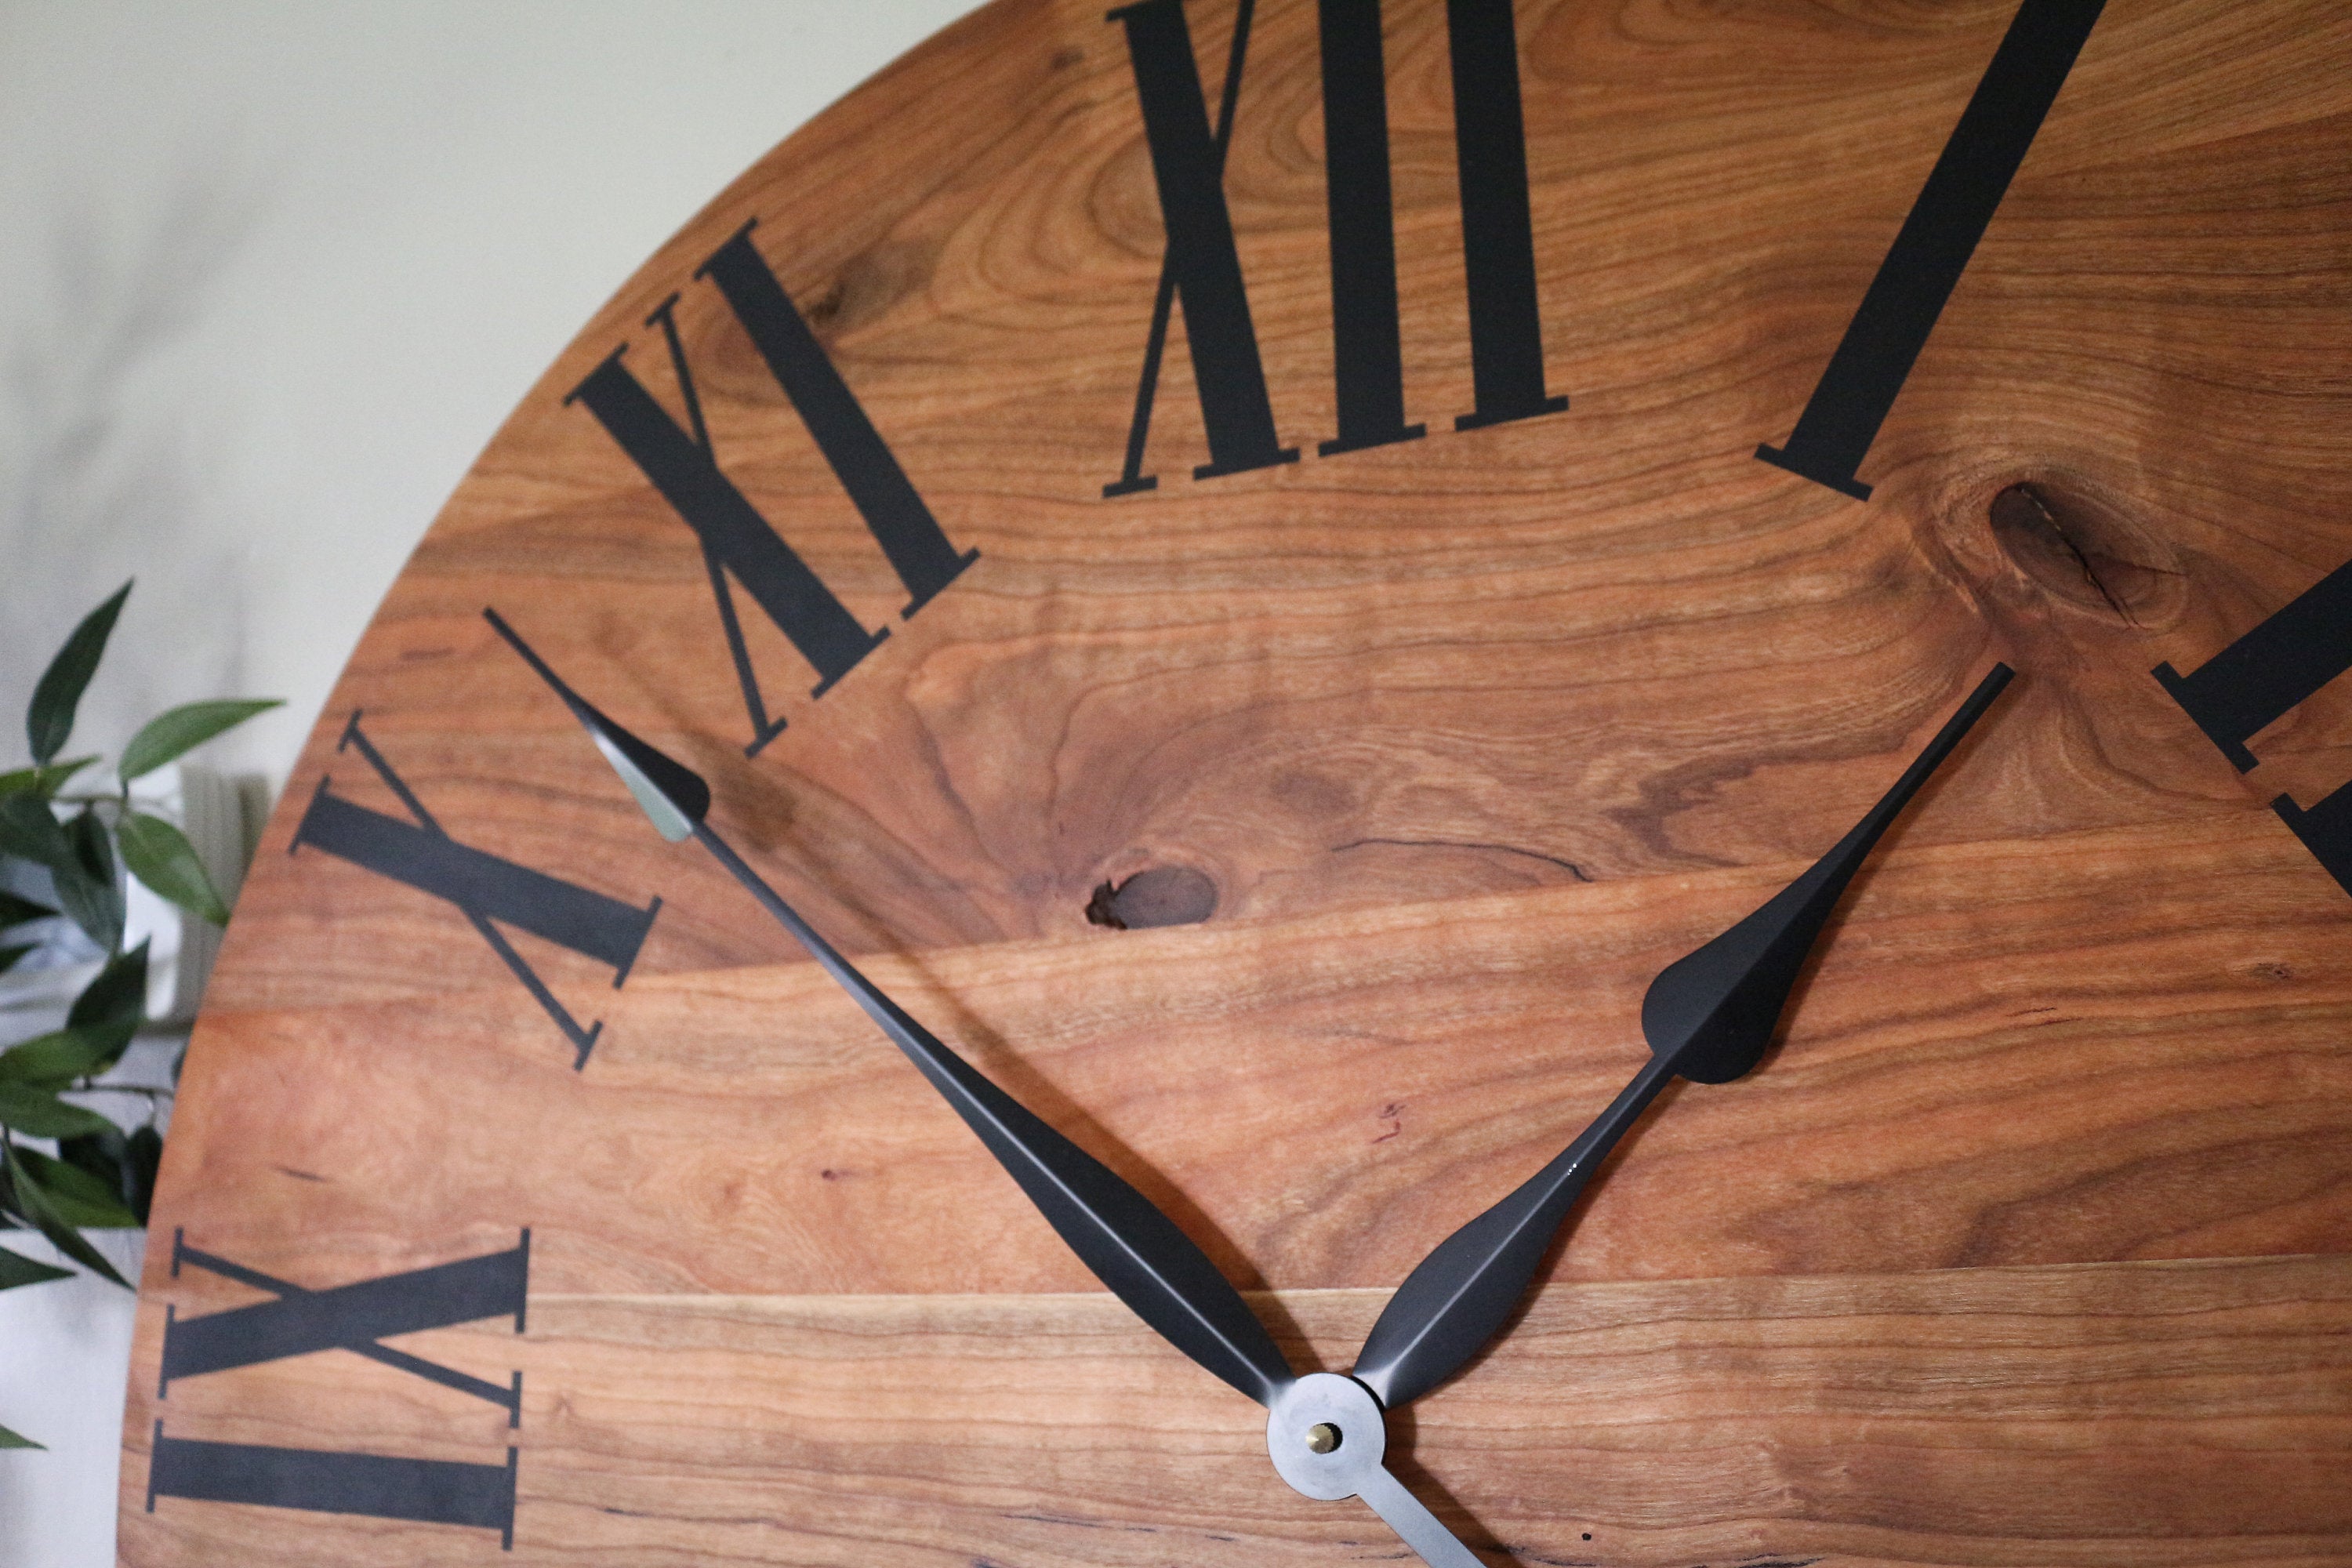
top-left (569, 221), bottom-right (978, 754)
top-left (1104, 0), bottom-right (1563, 496)
top-left (148, 1230), bottom-right (531, 1548)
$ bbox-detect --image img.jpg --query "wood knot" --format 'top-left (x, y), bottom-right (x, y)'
top-left (803, 240), bottom-right (932, 344)
top-left (1085, 865), bottom-right (1218, 929)
top-left (1987, 481), bottom-right (2176, 624)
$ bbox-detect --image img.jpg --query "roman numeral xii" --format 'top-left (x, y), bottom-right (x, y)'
top-left (1103, 0), bottom-right (1564, 497)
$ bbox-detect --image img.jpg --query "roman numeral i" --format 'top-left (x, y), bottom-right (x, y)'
top-left (148, 1230), bottom-right (532, 1548)
top-left (1757, 0), bottom-right (2108, 500)
top-left (568, 221), bottom-right (979, 756)
top-left (1103, 0), bottom-right (1565, 498)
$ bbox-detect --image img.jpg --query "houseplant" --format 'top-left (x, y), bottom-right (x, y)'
top-left (0, 582), bottom-right (277, 1448)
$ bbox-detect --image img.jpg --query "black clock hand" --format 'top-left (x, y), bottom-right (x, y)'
top-left (1352, 663), bottom-right (2016, 1409)
top-left (485, 608), bottom-right (1294, 1407)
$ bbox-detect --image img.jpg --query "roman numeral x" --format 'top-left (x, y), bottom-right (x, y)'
top-left (292, 712), bottom-right (660, 1068)
top-left (160, 1229), bottom-right (531, 1420)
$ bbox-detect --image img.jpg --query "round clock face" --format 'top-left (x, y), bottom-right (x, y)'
top-left (123, 0), bottom-right (2351, 1563)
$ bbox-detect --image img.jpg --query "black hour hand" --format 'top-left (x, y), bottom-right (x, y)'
top-left (1351, 664), bottom-right (2015, 1410)
top-left (485, 608), bottom-right (1294, 1408)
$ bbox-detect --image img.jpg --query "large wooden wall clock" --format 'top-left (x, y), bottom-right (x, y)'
top-left (118, 0), bottom-right (2352, 1563)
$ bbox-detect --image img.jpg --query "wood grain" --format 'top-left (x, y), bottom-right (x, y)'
top-left (155, 809), bottom-right (2352, 1299)
top-left (128, 0), bottom-right (2352, 1560)
top-left (120, 1255), bottom-right (2352, 1567)
top-left (197, 0), bottom-right (2352, 1015)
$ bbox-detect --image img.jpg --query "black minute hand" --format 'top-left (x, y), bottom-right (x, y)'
top-left (1352, 663), bottom-right (2015, 1409)
top-left (485, 608), bottom-right (1294, 1407)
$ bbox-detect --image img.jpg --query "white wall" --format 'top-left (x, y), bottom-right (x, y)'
top-left (0, 0), bottom-right (972, 790)
top-left (0, 5), bottom-right (972, 1563)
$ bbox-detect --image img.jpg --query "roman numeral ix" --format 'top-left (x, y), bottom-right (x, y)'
top-left (568, 220), bottom-right (978, 756)
top-left (292, 712), bottom-right (659, 1068)
top-left (1103, 0), bottom-right (1564, 497)
top-left (1757, 0), bottom-right (2108, 500)
top-left (149, 1229), bottom-right (531, 1548)
top-left (2155, 556), bottom-right (2352, 899)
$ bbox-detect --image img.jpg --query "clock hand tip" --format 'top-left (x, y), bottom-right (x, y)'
top-left (481, 605), bottom-right (713, 842)
top-left (1644, 659), bottom-right (2018, 1083)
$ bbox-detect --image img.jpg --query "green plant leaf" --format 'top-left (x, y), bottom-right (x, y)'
top-left (0, 1022), bottom-right (137, 1089)
top-left (0, 1084), bottom-right (114, 1139)
top-left (27, 582), bottom-right (131, 765)
top-left (53, 808), bottom-right (123, 953)
top-left (117, 811), bottom-right (228, 924)
top-left (70, 941), bottom-right (149, 1033)
top-left (6, 1146), bottom-right (138, 1230)
top-left (0, 1144), bottom-right (131, 1284)
top-left (59, 1125), bottom-right (162, 1225)
top-left (0, 1245), bottom-right (71, 1291)
top-left (58, 1125), bottom-right (125, 1194)
top-left (0, 794), bottom-right (72, 870)
top-left (0, 887), bottom-right (57, 926)
top-left (0, 757), bottom-right (95, 800)
top-left (0, 1421), bottom-right (43, 1449)
top-left (118, 699), bottom-right (281, 784)
top-left (125, 1124), bottom-right (162, 1225)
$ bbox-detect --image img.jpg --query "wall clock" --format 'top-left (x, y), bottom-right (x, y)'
top-left (119, 0), bottom-right (2351, 1563)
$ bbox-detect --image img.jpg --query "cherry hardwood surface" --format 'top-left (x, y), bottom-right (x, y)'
top-left (198, 0), bottom-right (2352, 1013)
top-left (122, 1257), bottom-right (2352, 1567)
top-left (125, 0), bottom-right (2352, 1559)
top-left (154, 811), bottom-right (2352, 1300)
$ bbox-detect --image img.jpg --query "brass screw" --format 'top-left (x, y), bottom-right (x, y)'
top-left (1305, 1422), bottom-right (1342, 1454)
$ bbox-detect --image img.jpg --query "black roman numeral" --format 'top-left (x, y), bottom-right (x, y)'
top-left (1105, 0), bottom-right (1562, 493)
top-left (2154, 557), bottom-right (2352, 898)
top-left (292, 712), bottom-right (659, 1068)
top-left (147, 1435), bottom-right (518, 1547)
top-left (569, 221), bottom-right (978, 752)
top-left (1105, 0), bottom-right (1296, 493)
top-left (1316, 0), bottom-right (1420, 456)
top-left (149, 1230), bottom-right (530, 1548)
top-left (1442, 0), bottom-right (1566, 433)
top-left (1755, 0), bottom-right (2107, 500)
top-left (161, 1229), bottom-right (530, 1419)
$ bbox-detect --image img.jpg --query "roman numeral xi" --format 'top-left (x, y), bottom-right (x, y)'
top-left (148, 1229), bottom-right (531, 1548)
top-left (292, 712), bottom-right (659, 1068)
top-left (568, 221), bottom-right (978, 757)
top-left (1103, 0), bottom-right (1566, 497)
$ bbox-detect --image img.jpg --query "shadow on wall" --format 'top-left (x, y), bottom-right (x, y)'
top-left (0, 165), bottom-right (267, 757)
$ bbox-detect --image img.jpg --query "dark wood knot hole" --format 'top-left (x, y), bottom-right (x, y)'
top-left (1086, 865), bottom-right (1218, 930)
top-left (1987, 481), bottom-right (2171, 622)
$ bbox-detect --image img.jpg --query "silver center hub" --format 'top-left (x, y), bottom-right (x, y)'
top-left (1265, 1372), bottom-right (1387, 1501)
